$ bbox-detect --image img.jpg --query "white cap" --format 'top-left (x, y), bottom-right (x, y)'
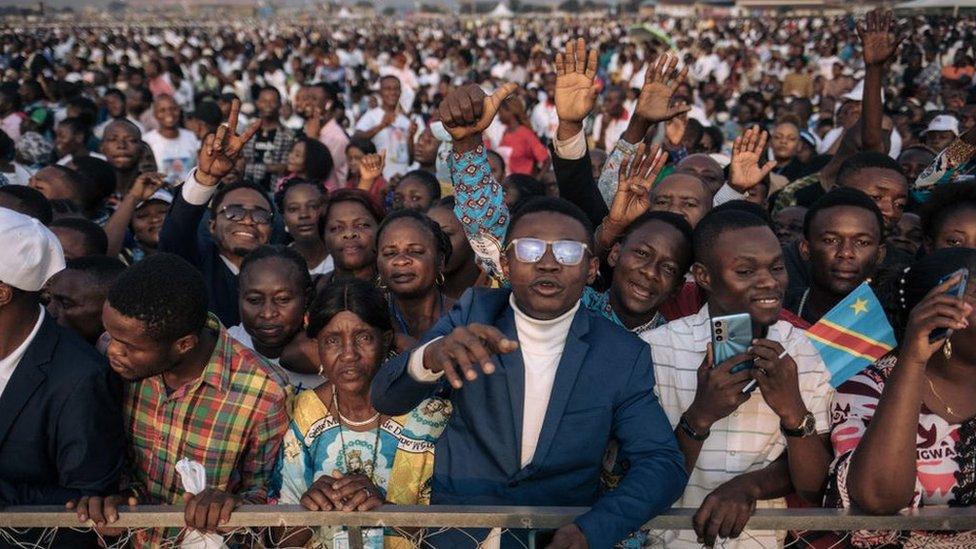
top-left (0, 208), bottom-right (65, 292)
top-left (922, 114), bottom-right (960, 136)
top-left (841, 80), bottom-right (884, 103)
top-left (136, 189), bottom-right (174, 210)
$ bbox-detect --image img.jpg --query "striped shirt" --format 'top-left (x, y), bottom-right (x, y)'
top-left (642, 305), bottom-right (834, 549)
top-left (122, 315), bottom-right (289, 547)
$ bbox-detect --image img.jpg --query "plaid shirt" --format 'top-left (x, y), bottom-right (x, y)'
top-left (242, 124), bottom-right (296, 189)
top-left (122, 315), bottom-right (288, 546)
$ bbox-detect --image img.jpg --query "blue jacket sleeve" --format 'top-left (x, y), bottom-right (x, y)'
top-left (370, 289), bottom-right (474, 416)
top-left (158, 187), bottom-right (208, 267)
top-left (574, 344), bottom-right (688, 546)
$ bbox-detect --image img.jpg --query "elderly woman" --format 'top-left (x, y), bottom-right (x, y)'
top-left (271, 279), bottom-right (451, 548)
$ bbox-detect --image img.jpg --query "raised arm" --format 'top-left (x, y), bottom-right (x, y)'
top-left (598, 54), bottom-right (690, 205)
top-left (442, 83), bottom-right (519, 283)
top-left (104, 172), bottom-right (165, 258)
top-left (549, 37), bottom-right (607, 227)
top-left (159, 98), bottom-right (260, 264)
top-left (859, 9), bottom-right (903, 154)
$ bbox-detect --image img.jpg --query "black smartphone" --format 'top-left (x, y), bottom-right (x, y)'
top-left (929, 268), bottom-right (969, 343)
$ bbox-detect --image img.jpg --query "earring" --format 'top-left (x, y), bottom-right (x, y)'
top-left (375, 274), bottom-right (387, 292)
top-left (435, 272), bottom-right (445, 286)
top-left (943, 339), bottom-right (953, 360)
top-left (317, 364), bottom-right (324, 377)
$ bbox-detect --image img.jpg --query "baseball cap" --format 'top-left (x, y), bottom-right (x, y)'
top-left (136, 188), bottom-right (174, 210)
top-left (922, 114), bottom-right (960, 136)
top-left (0, 208), bottom-right (65, 292)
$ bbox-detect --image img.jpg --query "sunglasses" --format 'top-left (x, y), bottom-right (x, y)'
top-left (219, 205), bottom-right (273, 225)
top-left (506, 238), bottom-right (590, 266)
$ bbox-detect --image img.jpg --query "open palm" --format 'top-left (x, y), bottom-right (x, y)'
top-left (609, 143), bottom-right (668, 227)
top-left (858, 9), bottom-right (903, 67)
top-left (729, 126), bottom-right (776, 193)
top-left (635, 54), bottom-right (691, 123)
top-left (554, 37), bottom-right (599, 123)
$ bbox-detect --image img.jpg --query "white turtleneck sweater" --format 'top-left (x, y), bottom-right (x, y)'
top-left (407, 295), bottom-right (580, 467)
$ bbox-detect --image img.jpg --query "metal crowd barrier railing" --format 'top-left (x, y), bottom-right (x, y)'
top-left (3, 505), bottom-right (976, 548)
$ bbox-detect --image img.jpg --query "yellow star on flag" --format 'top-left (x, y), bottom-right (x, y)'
top-left (851, 297), bottom-right (869, 316)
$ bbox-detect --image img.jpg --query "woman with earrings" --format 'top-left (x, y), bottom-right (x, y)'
top-left (826, 248), bottom-right (976, 547)
top-left (375, 209), bottom-right (456, 351)
top-left (271, 278), bottom-right (451, 548)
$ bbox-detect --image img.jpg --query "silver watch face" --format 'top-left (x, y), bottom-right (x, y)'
top-left (802, 413), bottom-right (817, 434)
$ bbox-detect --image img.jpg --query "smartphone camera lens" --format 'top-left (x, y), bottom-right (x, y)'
top-left (715, 328), bottom-right (723, 335)
top-left (715, 335), bottom-right (724, 342)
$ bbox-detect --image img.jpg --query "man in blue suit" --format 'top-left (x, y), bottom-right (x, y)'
top-left (372, 80), bottom-right (686, 549)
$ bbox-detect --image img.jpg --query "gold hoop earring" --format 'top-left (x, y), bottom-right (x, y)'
top-left (943, 339), bottom-right (953, 360)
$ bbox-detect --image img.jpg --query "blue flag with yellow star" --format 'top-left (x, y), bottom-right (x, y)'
top-left (805, 282), bottom-right (897, 387)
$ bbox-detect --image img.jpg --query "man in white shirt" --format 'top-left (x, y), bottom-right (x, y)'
top-left (353, 75), bottom-right (412, 180)
top-left (142, 94), bottom-right (200, 183)
top-left (530, 73), bottom-right (559, 142)
top-left (643, 208), bottom-right (834, 548)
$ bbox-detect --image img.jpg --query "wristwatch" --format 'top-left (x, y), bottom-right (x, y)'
top-left (679, 413), bottom-right (710, 441)
top-left (781, 411), bottom-right (817, 438)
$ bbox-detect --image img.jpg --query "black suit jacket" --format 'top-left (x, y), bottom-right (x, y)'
top-left (550, 145), bottom-right (609, 229)
top-left (0, 312), bottom-right (124, 548)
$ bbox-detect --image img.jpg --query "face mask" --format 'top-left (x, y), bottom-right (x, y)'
top-left (430, 120), bottom-right (452, 142)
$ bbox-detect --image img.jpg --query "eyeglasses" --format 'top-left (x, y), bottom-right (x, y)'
top-left (219, 205), bottom-right (273, 225)
top-left (506, 238), bottom-right (590, 266)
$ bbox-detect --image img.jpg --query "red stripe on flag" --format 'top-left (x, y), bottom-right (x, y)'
top-left (807, 322), bottom-right (891, 360)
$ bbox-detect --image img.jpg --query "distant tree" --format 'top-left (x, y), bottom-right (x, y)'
top-left (558, 0), bottom-right (580, 12)
top-left (420, 2), bottom-right (445, 12)
top-left (509, 0), bottom-right (523, 12)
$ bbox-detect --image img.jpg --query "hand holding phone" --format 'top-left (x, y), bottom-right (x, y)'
top-left (711, 313), bottom-right (758, 393)
top-left (929, 268), bottom-right (970, 343)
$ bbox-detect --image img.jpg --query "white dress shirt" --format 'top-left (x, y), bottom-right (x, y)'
top-left (0, 306), bottom-right (45, 399)
top-left (642, 305), bottom-right (834, 549)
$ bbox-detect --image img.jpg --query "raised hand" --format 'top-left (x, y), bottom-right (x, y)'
top-left (197, 98), bottom-right (261, 186)
top-left (608, 143), bottom-right (668, 227)
top-left (899, 272), bottom-right (972, 366)
top-left (359, 151), bottom-right (385, 183)
top-left (438, 83), bottom-right (519, 142)
top-left (635, 53), bottom-right (691, 123)
top-left (553, 37), bottom-right (599, 124)
top-left (664, 108), bottom-right (688, 148)
top-left (858, 9), bottom-right (904, 67)
top-left (729, 126), bottom-right (777, 193)
top-left (127, 172), bottom-right (166, 201)
top-left (422, 324), bottom-right (519, 389)
top-left (684, 345), bottom-right (753, 434)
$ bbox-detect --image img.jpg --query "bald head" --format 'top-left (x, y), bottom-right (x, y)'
top-left (677, 154), bottom-right (724, 194)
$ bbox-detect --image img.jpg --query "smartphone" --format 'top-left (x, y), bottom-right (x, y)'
top-left (711, 313), bottom-right (758, 394)
top-left (929, 268), bottom-right (970, 343)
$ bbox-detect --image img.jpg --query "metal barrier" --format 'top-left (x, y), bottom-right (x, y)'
top-left (3, 505), bottom-right (976, 548)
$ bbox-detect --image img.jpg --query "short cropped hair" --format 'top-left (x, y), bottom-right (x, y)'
top-left (49, 217), bottom-right (109, 256)
top-left (803, 187), bottom-right (885, 240)
top-left (106, 253), bottom-right (208, 342)
top-left (0, 185), bottom-right (53, 225)
top-left (837, 151), bottom-right (907, 187)
top-left (507, 196), bottom-right (594, 247)
top-left (693, 208), bottom-right (770, 267)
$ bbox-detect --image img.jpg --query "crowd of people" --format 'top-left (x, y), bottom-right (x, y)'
top-left (0, 7), bottom-right (976, 549)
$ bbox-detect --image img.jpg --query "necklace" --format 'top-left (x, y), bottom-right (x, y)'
top-left (332, 386), bottom-right (381, 483)
top-left (926, 375), bottom-right (963, 420)
top-left (331, 384), bottom-right (380, 426)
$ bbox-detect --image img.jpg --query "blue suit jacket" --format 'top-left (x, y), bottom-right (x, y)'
top-left (371, 288), bottom-right (687, 548)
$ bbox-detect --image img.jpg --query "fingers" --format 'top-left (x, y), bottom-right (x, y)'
top-left (235, 120), bottom-right (262, 151)
top-left (574, 37), bottom-right (586, 73)
top-left (219, 495), bottom-right (237, 527)
top-left (715, 353), bottom-right (753, 374)
top-left (357, 494), bottom-right (384, 512)
top-left (342, 487), bottom-right (370, 511)
top-left (211, 125), bottom-right (227, 156)
top-left (554, 52), bottom-right (566, 76)
top-left (300, 486), bottom-right (334, 511)
top-left (227, 98), bottom-right (240, 133)
top-left (585, 46), bottom-right (598, 80)
top-left (692, 498), bottom-right (713, 543)
top-left (617, 152), bottom-right (633, 188)
top-left (467, 324), bottom-right (519, 355)
top-left (486, 82), bottom-right (519, 116)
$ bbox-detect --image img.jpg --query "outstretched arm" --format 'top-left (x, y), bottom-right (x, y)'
top-left (859, 9), bottom-right (903, 154)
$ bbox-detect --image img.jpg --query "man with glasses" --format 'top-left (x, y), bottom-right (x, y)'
top-left (159, 99), bottom-right (270, 327)
top-left (372, 83), bottom-right (686, 549)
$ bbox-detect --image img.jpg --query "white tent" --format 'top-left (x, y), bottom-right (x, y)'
top-left (489, 2), bottom-right (514, 17)
top-left (896, 0), bottom-right (976, 12)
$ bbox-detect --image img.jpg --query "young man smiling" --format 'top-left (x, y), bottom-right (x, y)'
top-left (643, 209), bottom-right (834, 548)
top-left (785, 188), bottom-right (887, 324)
top-left (158, 98), bottom-right (271, 327)
top-left (371, 81), bottom-right (686, 549)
